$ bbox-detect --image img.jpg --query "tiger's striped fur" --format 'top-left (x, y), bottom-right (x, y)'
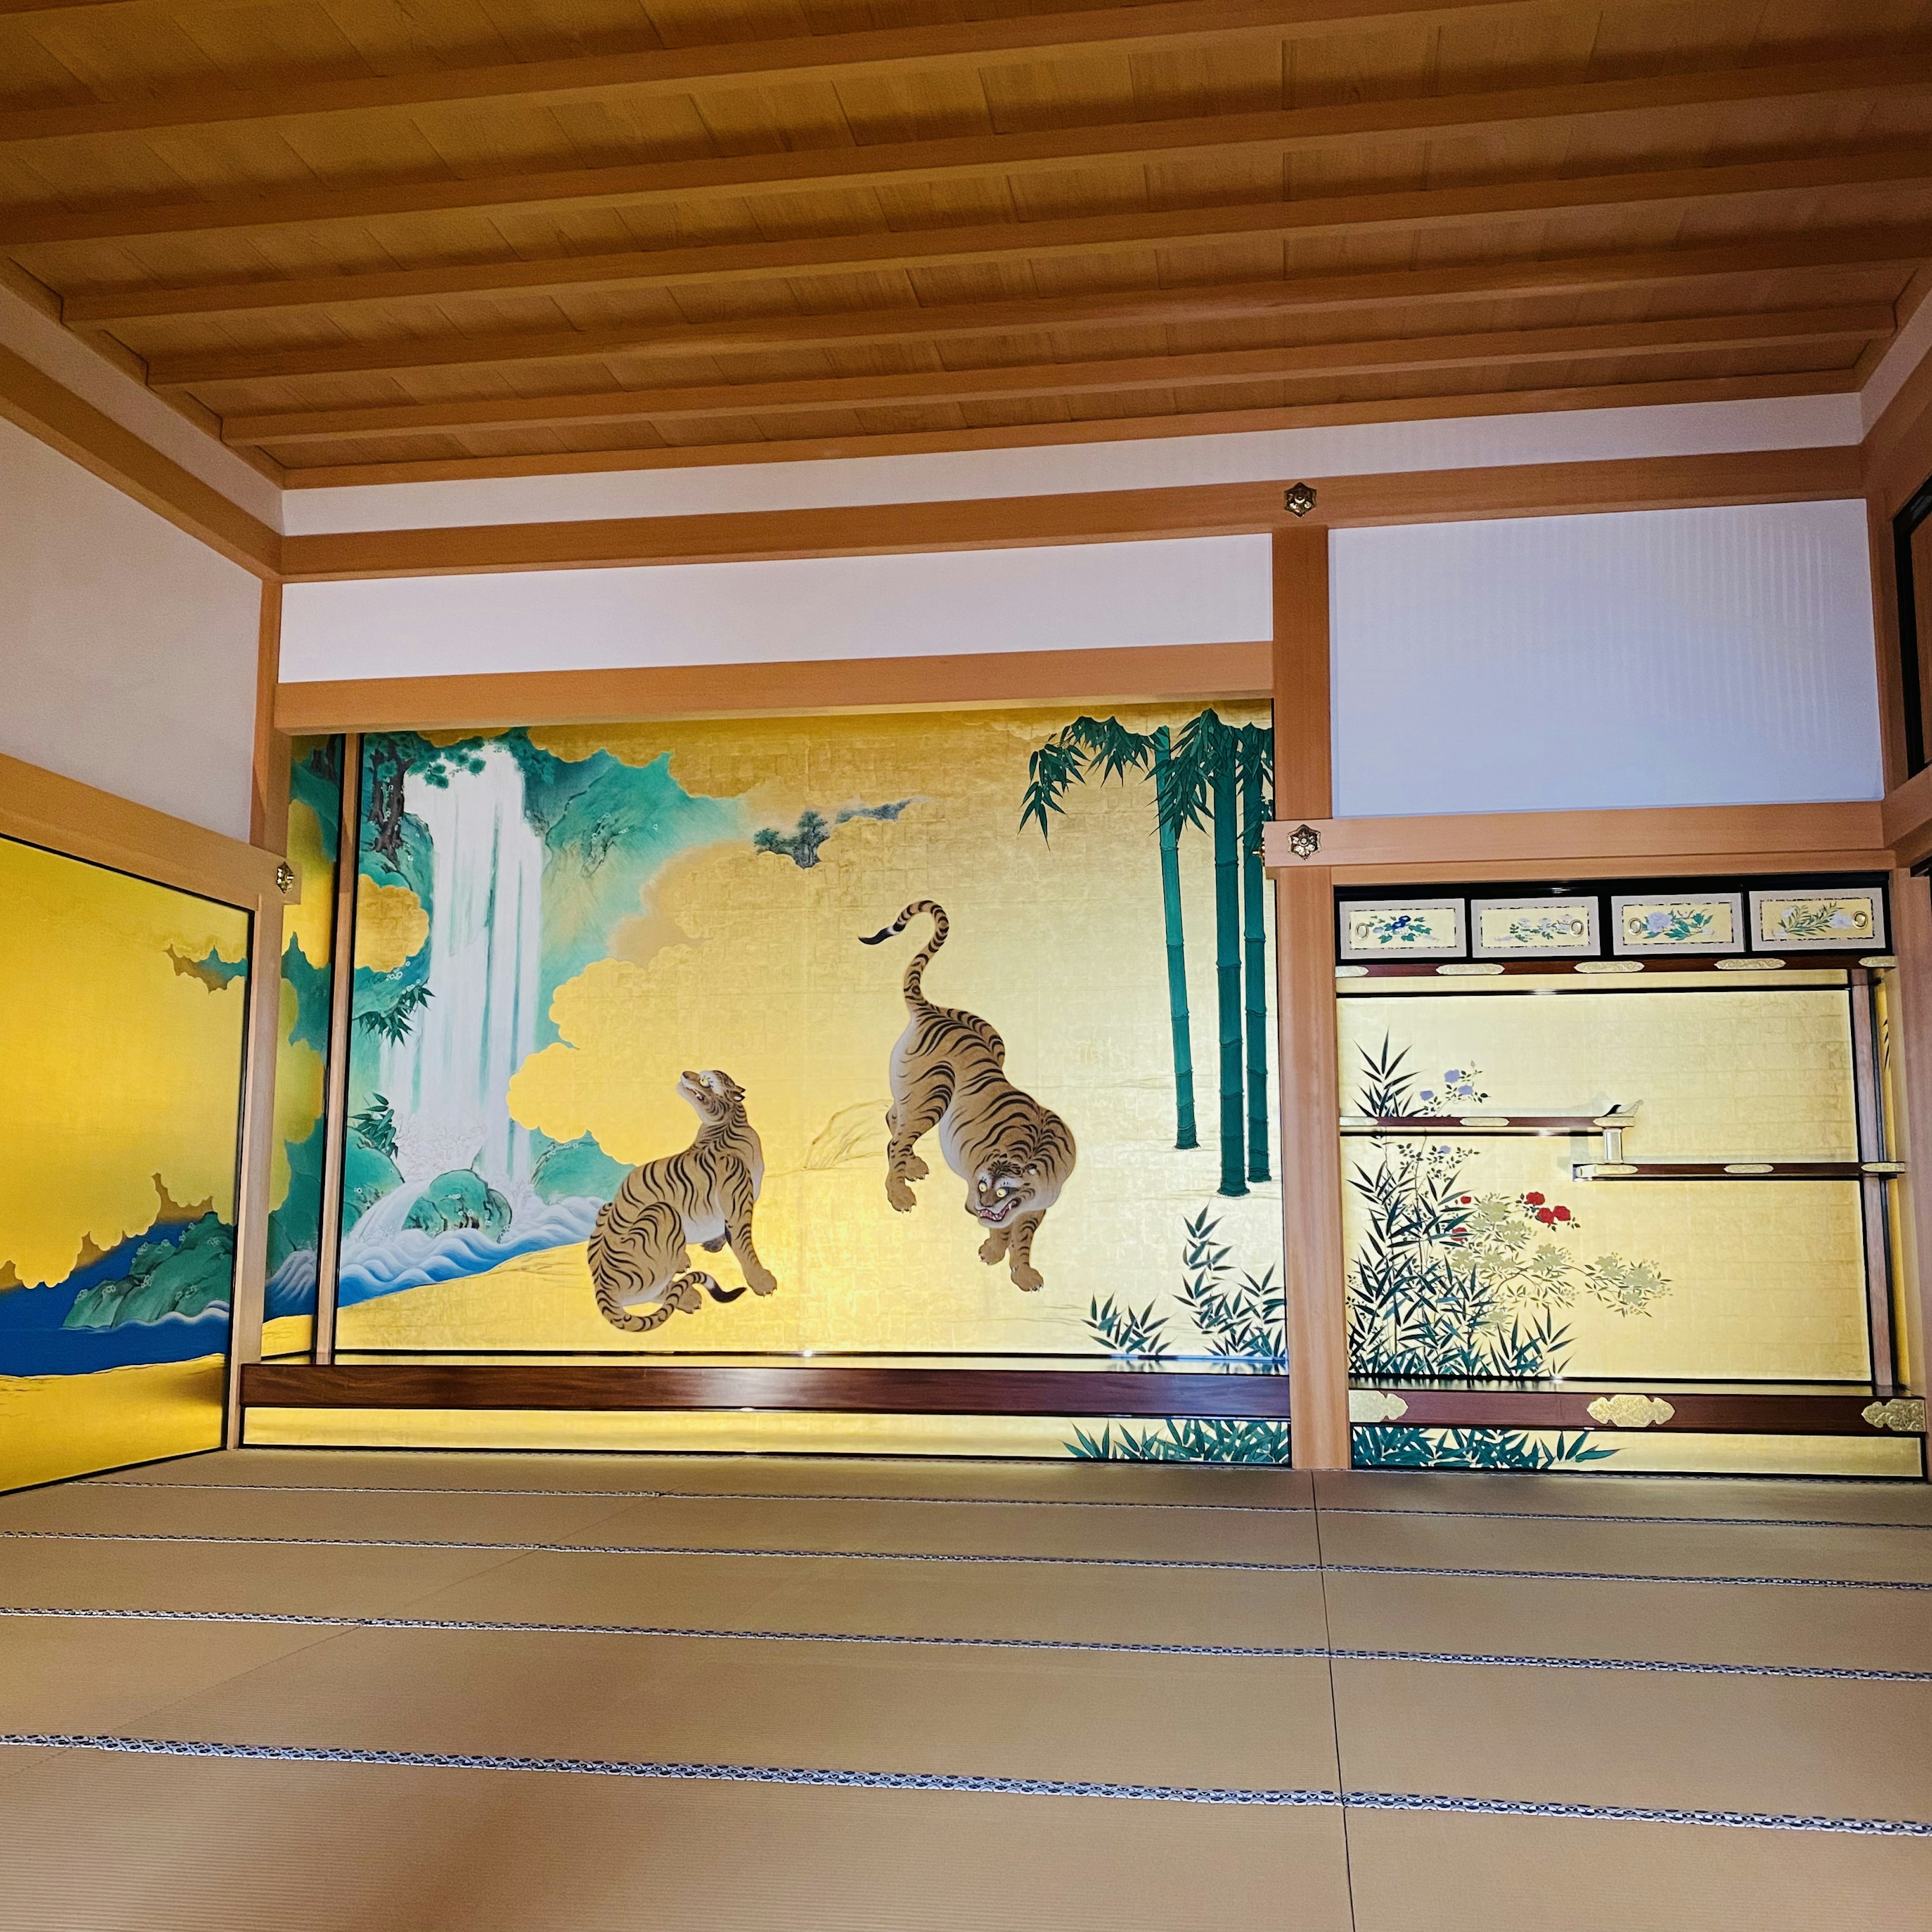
top-left (587, 1069), bottom-right (776, 1333)
top-left (860, 900), bottom-right (1076, 1292)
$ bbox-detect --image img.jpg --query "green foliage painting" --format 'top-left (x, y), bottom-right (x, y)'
top-left (1024, 710), bottom-right (1273, 1196)
top-left (1345, 1037), bottom-right (1673, 1470)
top-left (1066, 1210), bottom-right (1291, 1464)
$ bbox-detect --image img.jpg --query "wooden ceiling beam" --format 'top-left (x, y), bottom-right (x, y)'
top-left (5, 52), bottom-right (1920, 248)
top-left (0, 0), bottom-right (1697, 144)
top-left (274, 446), bottom-right (1866, 579)
top-left (222, 306), bottom-right (1891, 447)
top-left (61, 148), bottom-right (1932, 325)
top-left (143, 225), bottom-right (1932, 391)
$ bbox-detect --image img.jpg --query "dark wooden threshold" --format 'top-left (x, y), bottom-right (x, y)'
top-left (242, 1363), bottom-right (1293, 1418)
top-left (1353, 1388), bottom-right (1923, 1436)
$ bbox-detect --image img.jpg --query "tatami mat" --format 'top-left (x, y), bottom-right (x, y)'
top-left (1316, 1505), bottom-right (1932, 1585)
top-left (1322, 1568), bottom-right (1932, 1673)
top-left (0, 1752), bottom-right (1350, 1932)
top-left (1316, 1468), bottom-right (1932, 1526)
top-left (104, 1448), bottom-right (1313, 1510)
top-left (7, 1481), bottom-right (1317, 1564)
top-left (3, 1448), bottom-right (1928, 1929)
top-left (98, 1628), bottom-right (1342, 1791)
top-left (1346, 1808), bottom-right (1932, 1931)
top-left (1332, 1657), bottom-right (1932, 1817)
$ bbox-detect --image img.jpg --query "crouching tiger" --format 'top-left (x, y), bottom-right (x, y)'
top-left (587, 1069), bottom-right (777, 1332)
top-left (860, 900), bottom-right (1076, 1291)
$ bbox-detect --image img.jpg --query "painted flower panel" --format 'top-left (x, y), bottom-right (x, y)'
top-left (1472, 898), bottom-right (1599, 958)
top-left (1609, 893), bottom-right (1743, 955)
top-left (1748, 890), bottom-right (1885, 953)
top-left (1338, 900), bottom-right (1465, 960)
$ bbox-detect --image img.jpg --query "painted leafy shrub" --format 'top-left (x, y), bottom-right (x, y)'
top-left (1068, 1210), bottom-right (1290, 1464)
top-left (1345, 1037), bottom-right (1672, 1471)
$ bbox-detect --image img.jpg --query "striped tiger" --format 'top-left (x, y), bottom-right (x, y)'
top-left (860, 900), bottom-right (1076, 1292)
top-left (587, 1069), bottom-right (777, 1333)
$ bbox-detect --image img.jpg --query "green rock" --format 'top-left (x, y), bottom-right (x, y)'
top-left (530, 1132), bottom-right (628, 1204)
top-left (65, 1215), bottom-right (235, 1329)
top-left (405, 1169), bottom-right (512, 1239)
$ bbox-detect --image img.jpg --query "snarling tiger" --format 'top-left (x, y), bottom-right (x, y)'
top-left (860, 900), bottom-right (1076, 1291)
top-left (587, 1069), bottom-right (777, 1332)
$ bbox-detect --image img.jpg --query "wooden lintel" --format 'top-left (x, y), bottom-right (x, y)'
top-left (275, 641), bottom-right (1272, 734)
top-left (1267, 801), bottom-right (1889, 874)
top-left (277, 448), bottom-right (1865, 583)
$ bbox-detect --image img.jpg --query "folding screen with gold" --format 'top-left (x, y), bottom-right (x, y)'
top-left (0, 837), bottom-right (250, 1489)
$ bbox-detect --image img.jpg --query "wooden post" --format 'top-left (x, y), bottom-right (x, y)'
top-left (1271, 526), bottom-right (1351, 1470)
top-left (312, 734), bottom-right (361, 1367)
top-left (223, 880), bottom-right (290, 1447)
top-left (249, 581), bottom-right (289, 851)
top-left (1887, 866), bottom-right (1932, 1400)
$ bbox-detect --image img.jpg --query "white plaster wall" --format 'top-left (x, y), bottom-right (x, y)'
top-left (279, 535), bottom-right (1273, 680)
top-left (0, 415), bottom-right (261, 840)
top-left (1330, 500), bottom-right (1884, 816)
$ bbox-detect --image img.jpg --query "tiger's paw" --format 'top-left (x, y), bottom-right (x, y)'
top-left (700, 1237), bottom-right (728, 1253)
top-left (978, 1232), bottom-right (1008, 1265)
top-left (902, 1153), bottom-right (930, 1181)
top-left (886, 1177), bottom-right (917, 1212)
top-left (1010, 1263), bottom-right (1043, 1292)
top-left (749, 1270), bottom-right (779, 1297)
top-left (669, 1281), bottom-right (705, 1314)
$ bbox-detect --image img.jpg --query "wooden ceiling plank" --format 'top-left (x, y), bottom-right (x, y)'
top-left (0, 0), bottom-right (1712, 57)
top-left (4, 50), bottom-right (1925, 246)
top-left (141, 221), bottom-right (1932, 386)
top-left (222, 303), bottom-right (1891, 443)
top-left (56, 146), bottom-right (1932, 322)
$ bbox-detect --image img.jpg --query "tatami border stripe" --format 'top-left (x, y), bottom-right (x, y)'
top-left (3, 1733), bottom-right (1926, 1835)
top-left (1345, 1789), bottom-right (1932, 1835)
top-left (15, 1530), bottom-right (1927, 1589)
top-left (85, 1480), bottom-right (1297, 1515)
top-left (1322, 1506), bottom-right (1932, 1533)
top-left (0, 1733), bottom-right (1328, 1805)
top-left (0, 1604), bottom-right (1320, 1659)
top-left (0, 1529), bottom-right (1304, 1573)
top-left (1324, 1562), bottom-right (1932, 1592)
top-left (6, 1605), bottom-right (1927, 1681)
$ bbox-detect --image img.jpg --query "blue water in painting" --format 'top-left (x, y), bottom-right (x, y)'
top-left (0, 1224), bottom-right (231, 1377)
top-left (337, 1197), bottom-right (601, 1306)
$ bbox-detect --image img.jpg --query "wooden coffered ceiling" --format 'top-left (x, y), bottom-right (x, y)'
top-left (2, 0), bottom-right (1929, 488)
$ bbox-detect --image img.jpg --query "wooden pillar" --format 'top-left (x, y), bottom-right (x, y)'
top-left (1271, 526), bottom-right (1351, 1469)
top-left (312, 734), bottom-right (361, 1367)
top-left (249, 580), bottom-right (289, 852)
top-left (224, 880), bottom-right (289, 1447)
top-left (1887, 866), bottom-right (1932, 1400)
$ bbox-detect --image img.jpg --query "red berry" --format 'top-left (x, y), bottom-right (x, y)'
top-left (1523, 1192), bottom-right (1545, 1206)
top-left (1536, 1209), bottom-right (1555, 1224)
top-left (1459, 1195), bottom-right (1472, 1204)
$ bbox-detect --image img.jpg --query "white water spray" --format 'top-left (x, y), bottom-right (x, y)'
top-left (378, 743), bottom-right (543, 1190)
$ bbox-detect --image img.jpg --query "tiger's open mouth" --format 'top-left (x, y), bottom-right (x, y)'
top-left (974, 1191), bottom-right (1030, 1225)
